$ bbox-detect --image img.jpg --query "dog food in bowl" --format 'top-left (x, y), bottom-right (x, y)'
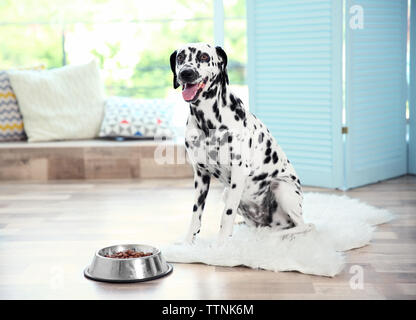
top-left (103, 249), bottom-right (152, 259)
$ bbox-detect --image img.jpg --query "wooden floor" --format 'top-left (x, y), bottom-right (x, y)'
top-left (0, 175), bottom-right (415, 300)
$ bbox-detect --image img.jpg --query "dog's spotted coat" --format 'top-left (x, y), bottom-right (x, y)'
top-left (170, 43), bottom-right (313, 243)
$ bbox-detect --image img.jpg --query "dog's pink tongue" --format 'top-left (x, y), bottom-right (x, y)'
top-left (182, 83), bottom-right (199, 101)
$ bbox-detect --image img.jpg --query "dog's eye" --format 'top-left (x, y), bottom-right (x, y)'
top-left (200, 53), bottom-right (210, 62)
top-left (177, 55), bottom-right (184, 63)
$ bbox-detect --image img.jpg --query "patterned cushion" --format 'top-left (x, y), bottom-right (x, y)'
top-left (0, 65), bottom-right (45, 142)
top-left (99, 97), bottom-right (175, 139)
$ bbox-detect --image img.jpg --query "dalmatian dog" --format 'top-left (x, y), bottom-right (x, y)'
top-left (170, 43), bottom-right (314, 244)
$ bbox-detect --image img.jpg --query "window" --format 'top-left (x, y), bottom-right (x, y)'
top-left (0, 0), bottom-right (247, 101)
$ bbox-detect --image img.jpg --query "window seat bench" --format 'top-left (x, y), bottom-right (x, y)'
top-left (0, 139), bottom-right (192, 181)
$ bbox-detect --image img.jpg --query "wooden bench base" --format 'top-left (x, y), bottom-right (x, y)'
top-left (0, 139), bottom-right (192, 181)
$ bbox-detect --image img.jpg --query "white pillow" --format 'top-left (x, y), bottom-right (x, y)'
top-left (8, 60), bottom-right (105, 142)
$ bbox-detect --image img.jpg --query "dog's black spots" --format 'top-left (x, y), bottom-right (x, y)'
top-left (270, 199), bottom-right (278, 213)
top-left (234, 115), bottom-right (239, 121)
top-left (229, 94), bottom-right (238, 111)
top-left (219, 124), bottom-right (228, 131)
top-left (185, 141), bottom-right (189, 148)
top-left (258, 132), bottom-right (264, 143)
top-left (230, 153), bottom-right (235, 160)
top-left (213, 172), bottom-right (220, 178)
top-left (197, 63), bottom-right (200, 68)
top-left (207, 119), bottom-right (215, 130)
top-left (253, 173), bottom-right (268, 181)
top-left (188, 53), bottom-right (192, 62)
top-left (198, 163), bottom-right (205, 168)
top-left (272, 152), bottom-right (278, 164)
top-left (259, 180), bottom-right (269, 190)
top-left (226, 209), bottom-right (233, 215)
top-left (235, 154), bottom-right (241, 160)
top-left (232, 183), bottom-right (236, 189)
top-left (271, 169), bottom-right (279, 177)
top-left (202, 86), bottom-right (217, 99)
top-left (249, 138), bottom-right (252, 148)
top-left (295, 190), bottom-right (300, 195)
top-left (290, 175), bottom-right (297, 181)
top-left (194, 109), bottom-right (210, 136)
top-left (193, 204), bottom-right (198, 212)
top-left (197, 170), bottom-right (201, 176)
top-left (189, 105), bottom-right (194, 115)
top-left (243, 119), bottom-right (247, 127)
top-left (288, 159), bottom-right (291, 164)
top-left (197, 190), bottom-right (208, 206)
top-left (267, 140), bottom-right (271, 148)
top-left (208, 74), bottom-right (221, 90)
top-left (264, 156), bottom-right (271, 164)
top-left (265, 148), bottom-right (271, 156)
top-left (281, 169), bottom-right (285, 173)
top-left (202, 174), bottom-right (210, 185)
top-left (254, 124), bottom-right (257, 130)
top-left (188, 47), bottom-right (196, 53)
top-left (229, 146), bottom-right (233, 152)
top-left (199, 214), bottom-right (202, 220)
top-left (193, 99), bottom-right (200, 106)
top-left (238, 161), bottom-right (242, 166)
top-left (235, 108), bottom-right (246, 120)
top-left (221, 85), bottom-right (227, 106)
top-left (212, 101), bottom-right (221, 122)
top-left (194, 181), bottom-right (198, 188)
top-left (228, 135), bottom-right (233, 143)
top-left (197, 229), bottom-right (200, 234)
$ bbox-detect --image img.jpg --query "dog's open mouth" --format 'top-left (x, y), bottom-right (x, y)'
top-left (182, 81), bottom-right (206, 102)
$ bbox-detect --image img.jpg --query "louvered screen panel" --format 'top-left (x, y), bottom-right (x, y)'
top-left (345, 0), bottom-right (408, 188)
top-left (247, 0), bottom-right (343, 188)
top-left (409, 0), bottom-right (416, 174)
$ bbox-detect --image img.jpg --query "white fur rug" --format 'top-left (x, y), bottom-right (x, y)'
top-left (162, 193), bottom-right (394, 277)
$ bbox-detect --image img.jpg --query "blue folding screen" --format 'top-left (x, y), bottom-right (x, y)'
top-left (409, 0), bottom-right (416, 174)
top-left (247, 0), bottom-right (410, 189)
top-left (345, 0), bottom-right (408, 188)
top-left (247, 0), bottom-right (343, 188)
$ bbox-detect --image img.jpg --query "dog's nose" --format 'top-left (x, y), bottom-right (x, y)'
top-left (179, 69), bottom-right (197, 82)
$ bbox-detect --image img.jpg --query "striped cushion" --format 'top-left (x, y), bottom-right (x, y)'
top-left (0, 65), bottom-right (45, 142)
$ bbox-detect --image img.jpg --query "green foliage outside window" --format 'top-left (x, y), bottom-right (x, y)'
top-left (0, 0), bottom-right (246, 99)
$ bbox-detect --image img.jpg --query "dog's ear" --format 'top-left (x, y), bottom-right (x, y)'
top-left (215, 46), bottom-right (229, 85)
top-left (170, 50), bottom-right (180, 89)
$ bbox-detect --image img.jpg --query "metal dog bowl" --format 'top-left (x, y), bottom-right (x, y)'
top-left (84, 244), bottom-right (173, 283)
